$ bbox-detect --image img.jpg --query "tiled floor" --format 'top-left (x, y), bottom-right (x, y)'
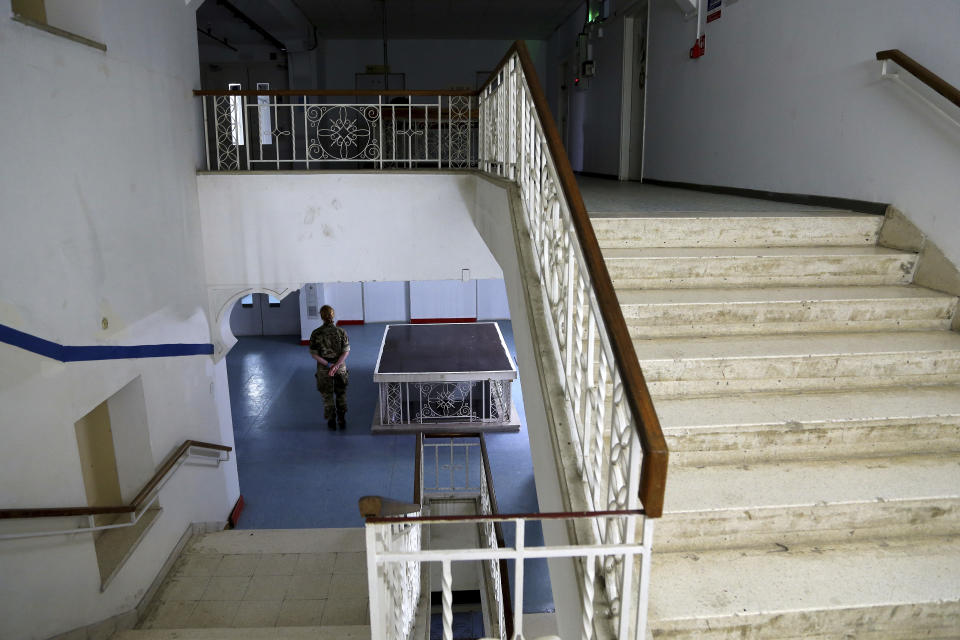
top-left (225, 321), bottom-right (554, 613)
top-left (142, 543), bottom-right (368, 629)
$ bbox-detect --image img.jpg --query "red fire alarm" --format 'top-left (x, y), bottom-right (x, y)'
top-left (689, 34), bottom-right (705, 59)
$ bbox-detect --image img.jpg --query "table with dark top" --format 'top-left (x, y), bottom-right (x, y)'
top-left (372, 323), bottom-right (519, 432)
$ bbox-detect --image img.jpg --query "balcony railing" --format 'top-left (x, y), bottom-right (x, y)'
top-left (194, 89), bottom-right (478, 171)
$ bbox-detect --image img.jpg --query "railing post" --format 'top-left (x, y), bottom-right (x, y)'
top-left (442, 559), bottom-right (454, 640)
top-left (201, 96), bottom-right (211, 171)
top-left (366, 525), bottom-right (385, 639)
top-left (512, 518), bottom-right (525, 640)
top-left (582, 552), bottom-right (596, 640)
top-left (637, 518), bottom-right (654, 640)
top-left (304, 95), bottom-right (310, 170)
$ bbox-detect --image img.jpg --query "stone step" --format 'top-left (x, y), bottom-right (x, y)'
top-left (648, 537), bottom-right (960, 639)
top-left (655, 385), bottom-right (960, 465)
top-left (114, 627), bottom-right (370, 639)
top-left (602, 246), bottom-right (917, 289)
top-left (591, 213), bottom-right (882, 249)
top-left (634, 331), bottom-right (960, 396)
top-left (617, 285), bottom-right (956, 338)
top-left (655, 456), bottom-right (960, 552)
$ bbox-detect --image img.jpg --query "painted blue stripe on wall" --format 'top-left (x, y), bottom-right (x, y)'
top-left (0, 323), bottom-right (214, 362)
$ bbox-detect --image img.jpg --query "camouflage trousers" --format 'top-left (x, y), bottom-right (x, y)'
top-left (316, 368), bottom-right (348, 420)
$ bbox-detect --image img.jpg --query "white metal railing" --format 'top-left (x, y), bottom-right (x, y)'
top-left (422, 436), bottom-right (482, 496)
top-left (366, 513), bottom-right (423, 640)
top-left (477, 50), bottom-right (654, 638)
top-left (197, 92), bottom-right (478, 171)
top-left (368, 511), bottom-right (651, 640)
top-left (419, 435), bottom-right (509, 640)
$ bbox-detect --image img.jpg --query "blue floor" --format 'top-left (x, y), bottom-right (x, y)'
top-left (226, 321), bottom-right (554, 612)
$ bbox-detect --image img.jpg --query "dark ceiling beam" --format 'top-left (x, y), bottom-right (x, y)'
top-left (216, 0), bottom-right (288, 51)
top-left (197, 28), bottom-right (239, 52)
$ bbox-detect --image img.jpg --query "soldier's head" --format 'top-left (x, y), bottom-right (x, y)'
top-left (320, 305), bottom-right (335, 323)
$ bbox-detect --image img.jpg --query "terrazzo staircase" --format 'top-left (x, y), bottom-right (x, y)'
top-left (113, 529), bottom-right (371, 640)
top-left (593, 211), bottom-right (960, 638)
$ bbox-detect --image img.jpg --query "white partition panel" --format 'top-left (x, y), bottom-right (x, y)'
top-left (323, 282), bottom-right (364, 322)
top-left (363, 281), bottom-right (409, 323)
top-left (409, 280), bottom-right (478, 322)
top-left (477, 279), bottom-right (510, 320)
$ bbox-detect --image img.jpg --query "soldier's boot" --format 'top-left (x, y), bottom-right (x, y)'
top-left (337, 410), bottom-right (347, 430)
top-left (327, 416), bottom-right (337, 430)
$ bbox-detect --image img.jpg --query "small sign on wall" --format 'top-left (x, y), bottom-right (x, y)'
top-left (707, 0), bottom-right (721, 22)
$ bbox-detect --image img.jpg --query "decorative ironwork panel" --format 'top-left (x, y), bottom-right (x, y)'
top-left (415, 382), bottom-right (476, 422)
top-left (381, 520), bottom-right (421, 640)
top-left (213, 96), bottom-right (240, 170)
top-left (448, 96), bottom-right (472, 168)
top-left (489, 379), bottom-right (511, 422)
top-left (383, 382), bottom-right (403, 424)
top-left (306, 105), bottom-right (382, 161)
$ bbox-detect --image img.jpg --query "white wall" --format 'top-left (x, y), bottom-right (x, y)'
top-left (645, 0), bottom-right (960, 266)
top-left (199, 173), bottom-right (505, 353)
top-left (323, 39), bottom-right (547, 90)
top-left (409, 280), bottom-right (477, 320)
top-left (0, 3), bottom-right (239, 638)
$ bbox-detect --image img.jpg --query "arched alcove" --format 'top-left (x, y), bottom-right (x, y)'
top-left (211, 285), bottom-right (297, 360)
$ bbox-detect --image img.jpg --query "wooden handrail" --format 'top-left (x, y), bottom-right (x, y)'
top-left (877, 49), bottom-right (960, 110)
top-left (0, 440), bottom-right (231, 520)
top-left (368, 508), bottom-right (645, 525)
top-left (480, 41), bottom-right (669, 518)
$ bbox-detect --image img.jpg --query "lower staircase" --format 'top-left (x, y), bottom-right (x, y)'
top-left (594, 209), bottom-right (960, 638)
top-left (114, 528), bottom-right (371, 639)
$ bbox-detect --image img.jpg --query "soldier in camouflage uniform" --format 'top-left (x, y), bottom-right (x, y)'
top-left (309, 305), bottom-right (350, 429)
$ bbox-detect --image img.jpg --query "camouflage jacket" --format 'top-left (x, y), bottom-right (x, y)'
top-left (309, 321), bottom-right (350, 374)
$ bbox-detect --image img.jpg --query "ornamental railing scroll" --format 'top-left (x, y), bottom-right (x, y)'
top-left (197, 90), bottom-right (478, 171)
top-left (378, 380), bottom-right (511, 426)
top-left (477, 44), bottom-right (665, 639)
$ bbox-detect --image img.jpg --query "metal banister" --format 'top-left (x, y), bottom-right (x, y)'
top-left (478, 40), bottom-right (668, 518)
top-left (0, 440), bottom-right (231, 520)
top-left (877, 49), bottom-right (960, 110)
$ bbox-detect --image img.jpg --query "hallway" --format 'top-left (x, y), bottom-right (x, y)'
top-left (225, 320), bottom-right (555, 613)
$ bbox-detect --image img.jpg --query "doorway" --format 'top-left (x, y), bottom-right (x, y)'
top-left (618, 1), bottom-right (648, 181)
top-left (230, 291), bottom-right (301, 337)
